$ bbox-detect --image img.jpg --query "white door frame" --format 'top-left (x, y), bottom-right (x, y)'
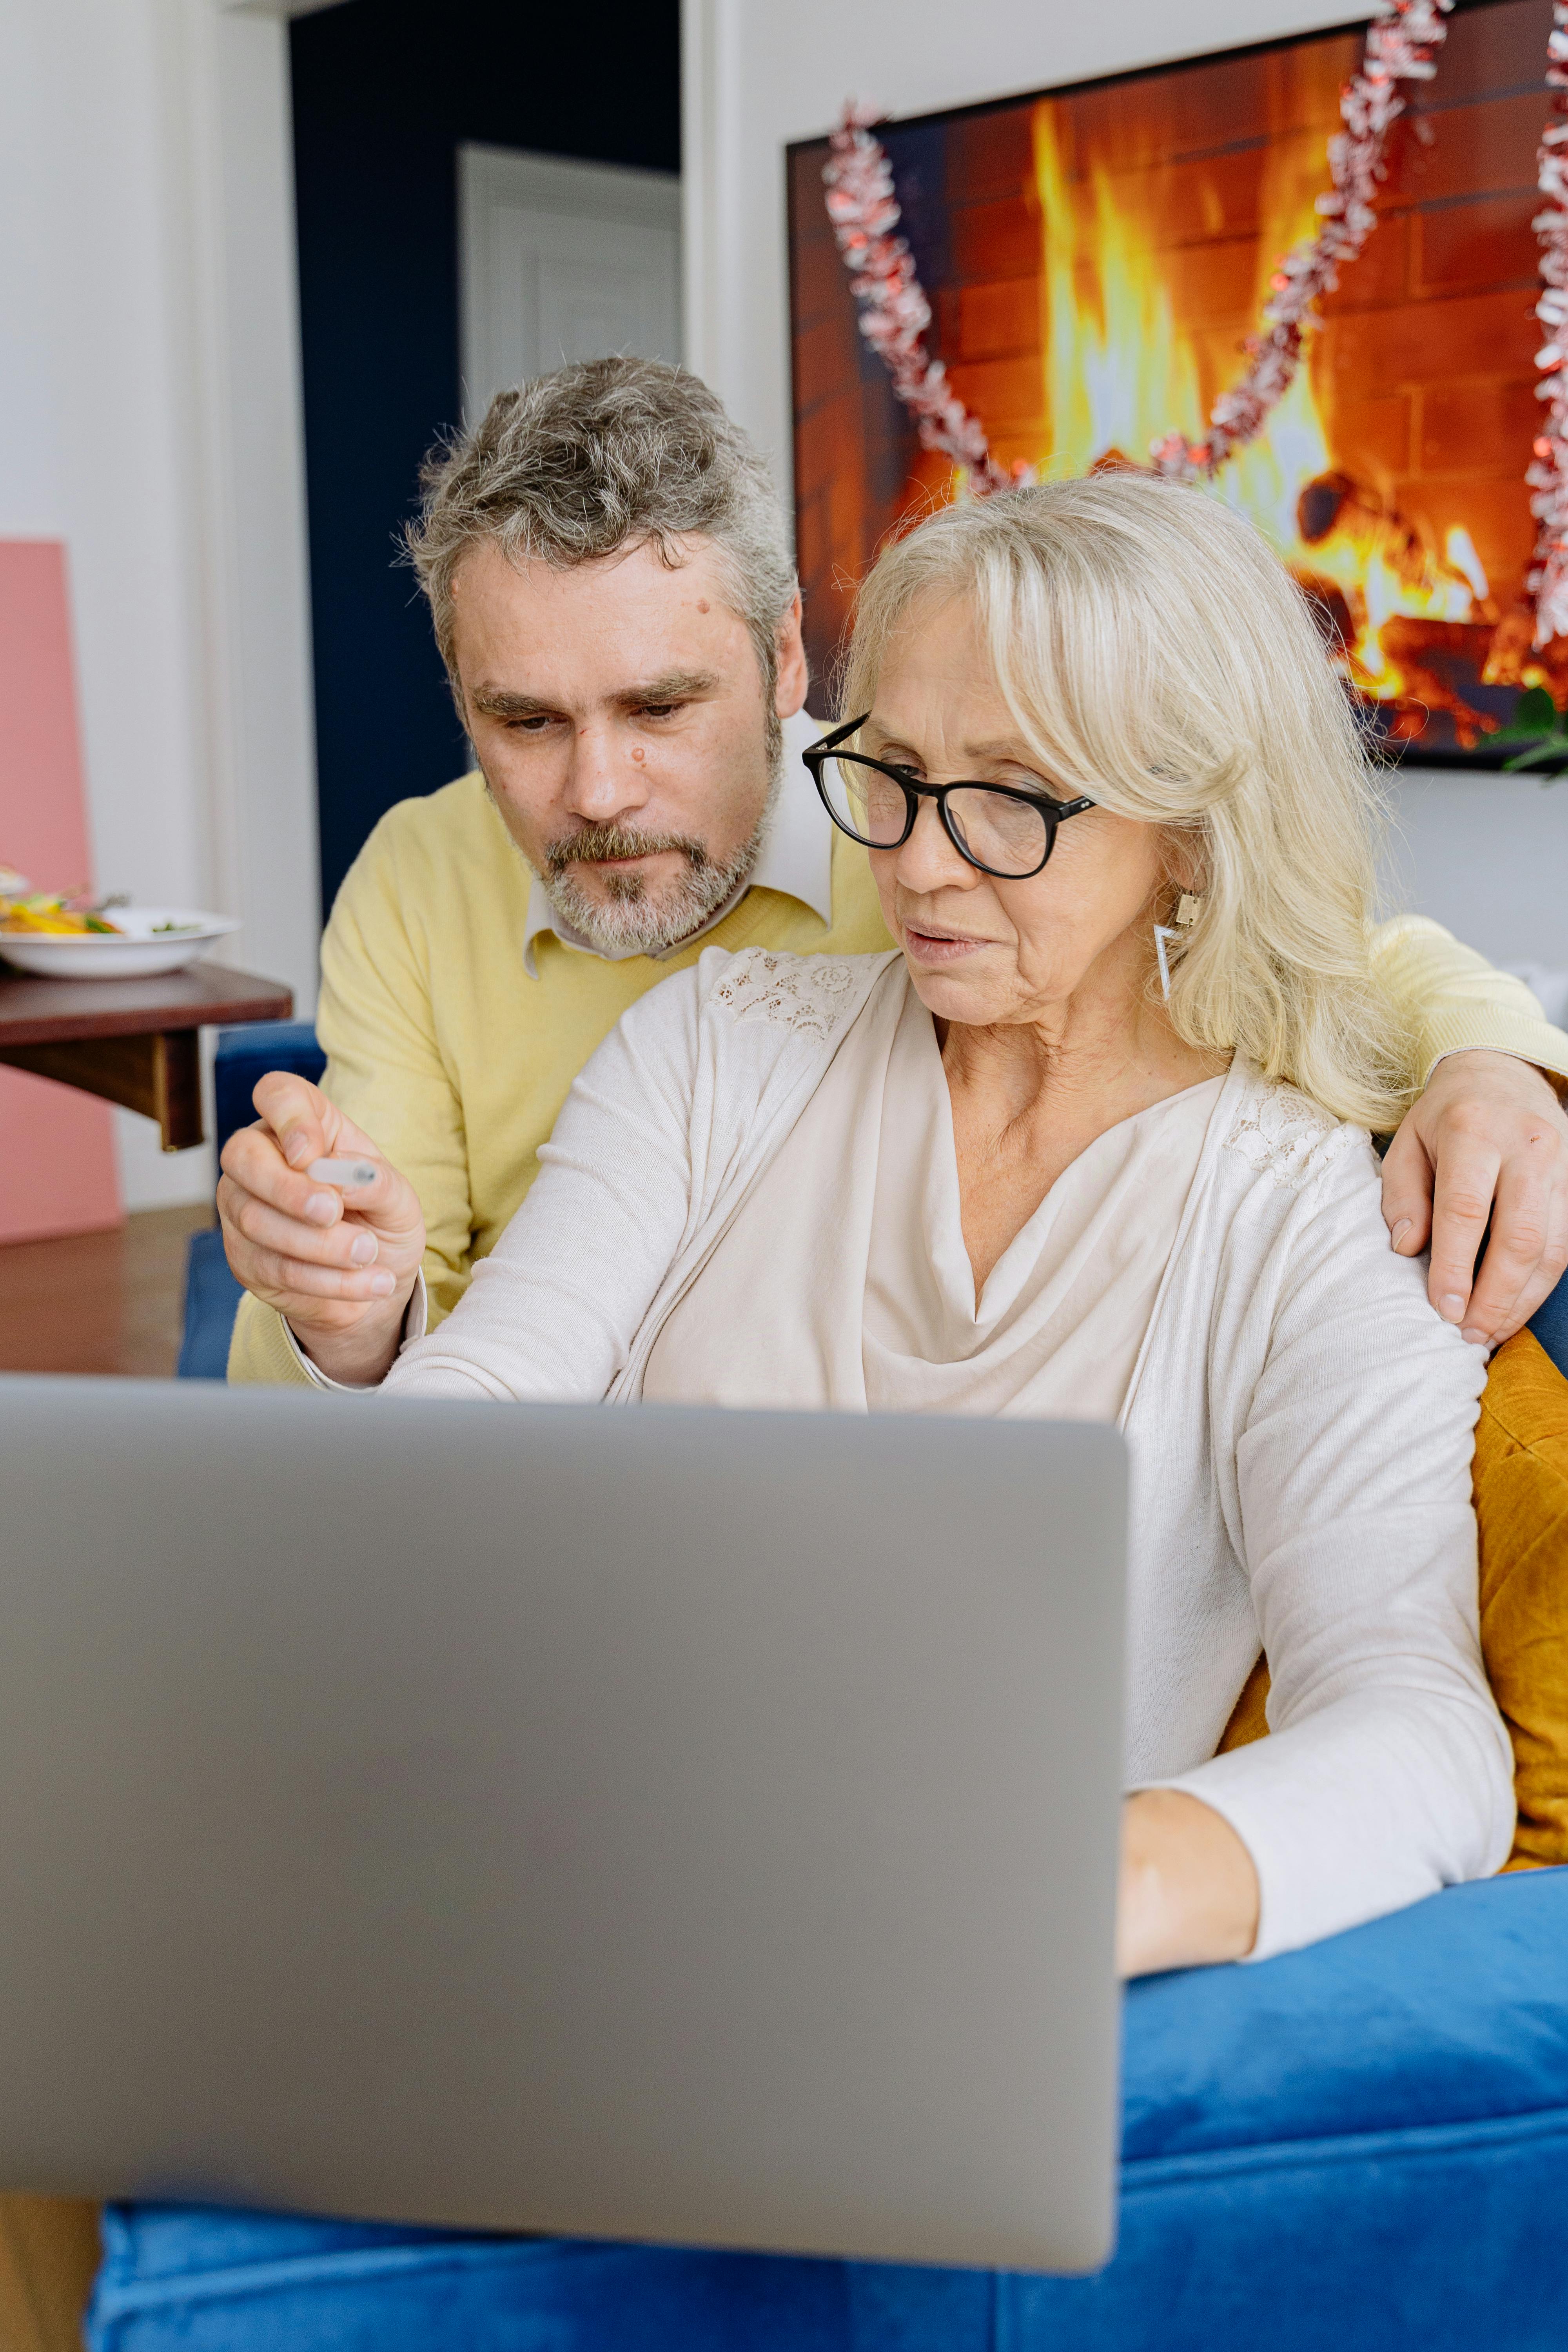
top-left (179, 0), bottom-right (338, 1019)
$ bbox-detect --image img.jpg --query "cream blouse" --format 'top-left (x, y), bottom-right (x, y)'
top-left (646, 976), bottom-right (1223, 1425)
top-left (385, 947), bottom-right (1513, 1961)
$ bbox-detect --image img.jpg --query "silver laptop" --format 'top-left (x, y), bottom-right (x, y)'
top-left (0, 1375), bottom-right (1126, 2272)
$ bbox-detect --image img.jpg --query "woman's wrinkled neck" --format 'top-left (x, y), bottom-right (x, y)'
top-left (932, 925), bottom-right (1227, 1130)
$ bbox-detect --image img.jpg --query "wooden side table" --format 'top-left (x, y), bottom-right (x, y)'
top-left (0, 965), bottom-right (293, 1152)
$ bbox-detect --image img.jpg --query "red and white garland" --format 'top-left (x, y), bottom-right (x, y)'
top-left (1528, 2), bottom-right (1568, 643)
top-left (823, 107), bottom-right (1029, 493)
top-left (824, 0), bottom-right (1568, 646)
top-left (1150, 0), bottom-right (1451, 482)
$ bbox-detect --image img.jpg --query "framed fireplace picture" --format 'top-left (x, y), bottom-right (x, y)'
top-left (787, 0), bottom-right (1556, 763)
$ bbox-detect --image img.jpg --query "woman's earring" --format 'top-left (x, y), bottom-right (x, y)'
top-left (1154, 893), bottom-right (1204, 1002)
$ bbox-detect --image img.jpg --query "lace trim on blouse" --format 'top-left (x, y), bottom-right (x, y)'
top-left (710, 956), bottom-right (1360, 1197)
top-left (707, 949), bottom-right (867, 1044)
top-left (1224, 1080), bottom-right (1359, 1192)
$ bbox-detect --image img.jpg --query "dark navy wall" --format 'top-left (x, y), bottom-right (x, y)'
top-left (290, 0), bottom-right (681, 918)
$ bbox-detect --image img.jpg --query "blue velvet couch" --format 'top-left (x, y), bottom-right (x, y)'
top-left (143, 1027), bottom-right (1566, 2349)
top-left (89, 1871), bottom-right (1568, 2350)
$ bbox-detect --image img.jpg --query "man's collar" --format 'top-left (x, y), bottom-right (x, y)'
top-left (521, 707), bottom-right (834, 975)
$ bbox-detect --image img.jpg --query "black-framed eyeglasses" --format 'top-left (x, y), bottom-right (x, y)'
top-left (802, 715), bottom-right (1095, 882)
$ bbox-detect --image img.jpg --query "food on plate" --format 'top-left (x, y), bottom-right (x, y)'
top-left (0, 893), bottom-right (125, 936)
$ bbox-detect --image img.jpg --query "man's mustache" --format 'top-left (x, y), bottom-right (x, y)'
top-left (545, 823), bottom-right (711, 877)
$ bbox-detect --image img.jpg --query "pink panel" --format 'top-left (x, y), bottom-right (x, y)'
top-left (0, 539), bottom-right (123, 1243)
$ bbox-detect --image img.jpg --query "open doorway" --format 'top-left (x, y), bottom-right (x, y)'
top-left (459, 147), bottom-right (680, 422)
top-left (290, 0), bottom-right (681, 917)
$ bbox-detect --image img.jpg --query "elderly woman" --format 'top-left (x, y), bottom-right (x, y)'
top-left (374, 474), bottom-right (1512, 1975)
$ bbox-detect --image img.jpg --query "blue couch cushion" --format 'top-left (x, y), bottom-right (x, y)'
top-left (176, 1229), bottom-right (245, 1382)
top-left (87, 1871), bottom-right (1568, 2351)
top-left (211, 1022), bottom-right (325, 1162)
top-left (1530, 1271), bottom-right (1568, 1378)
top-left (176, 1024), bottom-right (327, 1381)
top-left (1118, 1860), bottom-right (1568, 2158)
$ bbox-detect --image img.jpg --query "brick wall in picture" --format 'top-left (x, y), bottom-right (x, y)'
top-left (788, 0), bottom-right (1557, 759)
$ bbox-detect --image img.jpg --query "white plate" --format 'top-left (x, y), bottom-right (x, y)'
top-left (0, 907), bottom-right (241, 980)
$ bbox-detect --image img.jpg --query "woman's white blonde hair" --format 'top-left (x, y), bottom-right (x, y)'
top-left (841, 471), bottom-right (1410, 1131)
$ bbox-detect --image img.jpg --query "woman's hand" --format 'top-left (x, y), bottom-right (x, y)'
top-left (218, 1073), bottom-right (427, 1387)
top-left (1381, 1050), bottom-right (1568, 1346)
top-left (1116, 1790), bottom-right (1260, 1978)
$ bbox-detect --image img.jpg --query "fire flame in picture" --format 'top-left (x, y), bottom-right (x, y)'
top-left (1026, 99), bottom-right (1544, 747)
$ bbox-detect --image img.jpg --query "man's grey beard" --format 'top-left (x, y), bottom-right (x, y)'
top-left (533, 706), bottom-right (784, 956)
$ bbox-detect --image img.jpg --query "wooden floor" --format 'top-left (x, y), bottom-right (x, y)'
top-left (0, 1203), bottom-right (213, 1379)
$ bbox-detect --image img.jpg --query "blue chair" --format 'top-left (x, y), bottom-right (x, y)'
top-left (177, 1023), bottom-right (325, 1381)
top-left (1532, 1268), bottom-right (1568, 1378)
top-left (87, 1871), bottom-right (1568, 2351)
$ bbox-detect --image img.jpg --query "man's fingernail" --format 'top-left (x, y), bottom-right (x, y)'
top-left (369, 1270), bottom-right (397, 1296)
top-left (1439, 1293), bottom-right (1467, 1322)
top-left (1390, 1219), bottom-right (1412, 1250)
top-left (302, 1192), bottom-right (337, 1227)
top-left (1461, 1327), bottom-right (1489, 1347)
top-left (348, 1232), bottom-right (378, 1266)
top-left (281, 1129), bottom-right (312, 1167)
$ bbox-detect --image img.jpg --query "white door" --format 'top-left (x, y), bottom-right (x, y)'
top-left (458, 145), bottom-right (681, 420)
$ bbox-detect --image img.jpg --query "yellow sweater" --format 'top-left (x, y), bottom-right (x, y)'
top-left (230, 772), bottom-right (1568, 1386)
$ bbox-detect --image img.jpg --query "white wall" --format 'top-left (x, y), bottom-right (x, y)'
top-left (1384, 773), bottom-right (1568, 976)
top-left (0, 0), bottom-right (320, 1209)
top-left (682, 0), bottom-right (1568, 982)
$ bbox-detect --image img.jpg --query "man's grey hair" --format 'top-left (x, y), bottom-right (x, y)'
top-left (406, 356), bottom-right (799, 706)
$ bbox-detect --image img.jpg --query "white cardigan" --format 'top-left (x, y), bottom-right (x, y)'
top-left (385, 947), bottom-right (1515, 1960)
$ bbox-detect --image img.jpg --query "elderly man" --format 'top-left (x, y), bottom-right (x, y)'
top-left (220, 358), bottom-right (1568, 1386)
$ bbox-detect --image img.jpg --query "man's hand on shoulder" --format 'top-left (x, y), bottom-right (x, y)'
top-left (218, 1073), bottom-right (428, 1386)
top-left (1381, 1049), bottom-right (1568, 1347)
